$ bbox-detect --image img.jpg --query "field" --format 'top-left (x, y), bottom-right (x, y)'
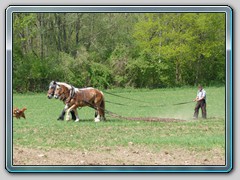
top-left (12, 87), bottom-right (225, 165)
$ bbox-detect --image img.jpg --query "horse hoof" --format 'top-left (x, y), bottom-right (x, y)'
top-left (75, 119), bottom-right (79, 122)
top-left (94, 118), bottom-right (100, 122)
top-left (101, 117), bottom-right (106, 121)
top-left (66, 115), bottom-right (71, 121)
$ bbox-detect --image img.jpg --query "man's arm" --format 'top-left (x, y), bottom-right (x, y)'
top-left (193, 96), bottom-right (198, 101)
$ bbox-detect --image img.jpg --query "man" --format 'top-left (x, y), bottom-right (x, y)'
top-left (193, 85), bottom-right (207, 119)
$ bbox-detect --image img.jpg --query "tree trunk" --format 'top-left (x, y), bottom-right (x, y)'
top-left (175, 60), bottom-right (181, 84)
top-left (37, 13), bottom-right (44, 60)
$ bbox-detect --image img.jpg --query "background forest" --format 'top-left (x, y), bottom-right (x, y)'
top-left (13, 13), bottom-right (225, 92)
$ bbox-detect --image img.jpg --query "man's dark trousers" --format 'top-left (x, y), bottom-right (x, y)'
top-left (194, 99), bottom-right (207, 119)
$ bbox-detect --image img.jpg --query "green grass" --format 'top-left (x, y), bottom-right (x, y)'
top-left (13, 86), bottom-right (225, 152)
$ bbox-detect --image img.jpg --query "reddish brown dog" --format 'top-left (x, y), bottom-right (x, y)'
top-left (13, 107), bottom-right (27, 119)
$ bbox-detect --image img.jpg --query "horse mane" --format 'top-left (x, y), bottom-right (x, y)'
top-left (79, 87), bottom-right (94, 90)
top-left (56, 82), bottom-right (73, 90)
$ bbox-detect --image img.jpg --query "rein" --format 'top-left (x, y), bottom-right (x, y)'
top-left (103, 91), bottom-right (150, 104)
top-left (80, 98), bottom-right (186, 122)
top-left (172, 101), bottom-right (193, 105)
top-left (104, 91), bottom-right (193, 107)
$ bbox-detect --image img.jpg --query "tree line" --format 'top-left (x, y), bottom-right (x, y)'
top-left (13, 13), bottom-right (225, 92)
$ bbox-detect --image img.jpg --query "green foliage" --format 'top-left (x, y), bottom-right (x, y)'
top-left (88, 62), bottom-right (113, 88)
top-left (108, 44), bottom-right (134, 87)
top-left (12, 13), bottom-right (226, 92)
top-left (133, 13), bottom-right (225, 87)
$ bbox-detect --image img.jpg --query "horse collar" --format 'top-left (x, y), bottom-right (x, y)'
top-left (70, 86), bottom-right (75, 99)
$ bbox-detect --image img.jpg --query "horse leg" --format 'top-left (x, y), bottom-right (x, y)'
top-left (66, 104), bottom-right (77, 121)
top-left (100, 98), bottom-right (106, 121)
top-left (71, 110), bottom-right (76, 120)
top-left (58, 104), bottom-right (69, 120)
top-left (73, 108), bottom-right (80, 122)
top-left (57, 105), bottom-right (76, 120)
top-left (98, 108), bottom-right (105, 121)
top-left (94, 95), bottom-right (105, 122)
top-left (89, 104), bottom-right (97, 118)
top-left (88, 101), bottom-right (98, 120)
top-left (57, 109), bottom-right (65, 120)
top-left (94, 107), bottom-right (101, 122)
top-left (95, 98), bottom-right (105, 122)
top-left (93, 102), bottom-right (101, 122)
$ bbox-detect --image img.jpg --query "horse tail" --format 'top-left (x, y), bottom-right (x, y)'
top-left (100, 92), bottom-right (106, 120)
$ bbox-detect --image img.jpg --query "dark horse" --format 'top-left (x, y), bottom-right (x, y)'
top-left (47, 81), bottom-right (76, 120)
top-left (54, 82), bottom-right (106, 122)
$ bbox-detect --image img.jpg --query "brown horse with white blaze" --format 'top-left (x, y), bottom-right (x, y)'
top-left (54, 82), bottom-right (105, 122)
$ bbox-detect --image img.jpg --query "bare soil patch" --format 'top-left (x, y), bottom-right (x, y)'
top-left (13, 145), bottom-right (225, 166)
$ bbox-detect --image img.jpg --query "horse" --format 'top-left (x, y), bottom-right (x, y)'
top-left (54, 82), bottom-right (106, 122)
top-left (47, 81), bottom-right (76, 120)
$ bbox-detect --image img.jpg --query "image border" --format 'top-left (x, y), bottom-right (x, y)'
top-left (5, 5), bottom-right (233, 173)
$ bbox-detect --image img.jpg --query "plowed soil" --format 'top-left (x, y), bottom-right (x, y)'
top-left (13, 145), bottom-right (225, 166)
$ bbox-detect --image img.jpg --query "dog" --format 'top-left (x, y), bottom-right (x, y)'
top-left (13, 107), bottom-right (27, 119)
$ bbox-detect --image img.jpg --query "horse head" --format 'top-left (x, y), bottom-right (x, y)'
top-left (47, 81), bottom-right (57, 99)
top-left (54, 84), bottom-right (68, 100)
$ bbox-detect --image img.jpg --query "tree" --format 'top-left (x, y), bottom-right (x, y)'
top-left (133, 13), bottom-right (225, 87)
top-left (12, 13), bottom-right (226, 92)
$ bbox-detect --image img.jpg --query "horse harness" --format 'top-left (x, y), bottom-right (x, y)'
top-left (68, 85), bottom-right (76, 102)
top-left (68, 86), bottom-right (91, 107)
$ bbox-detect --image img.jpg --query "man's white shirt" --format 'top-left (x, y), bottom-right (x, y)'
top-left (197, 89), bottom-right (206, 100)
